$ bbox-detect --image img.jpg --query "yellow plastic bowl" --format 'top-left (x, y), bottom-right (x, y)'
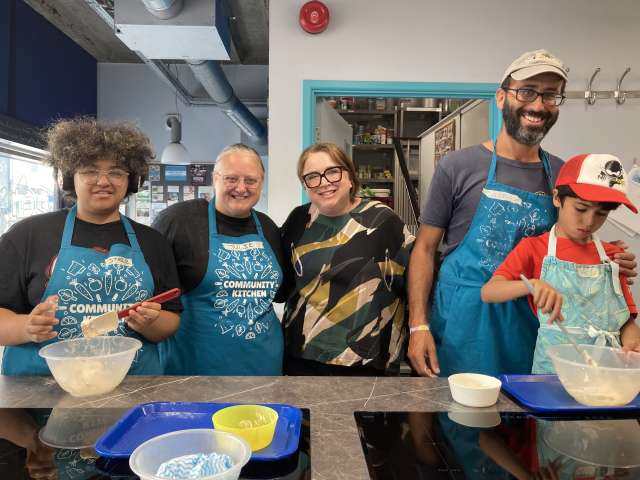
top-left (212, 405), bottom-right (278, 452)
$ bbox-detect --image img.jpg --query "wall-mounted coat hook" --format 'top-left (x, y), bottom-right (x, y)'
top-left (585, 67), bottom-right (601, 105)
top-left (614, 67), bottom-right (631, 105)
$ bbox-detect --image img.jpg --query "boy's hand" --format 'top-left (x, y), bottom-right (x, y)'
top-left (24, 295), bottom-right (59, 343)
top-left (531, 280), bottom-right (564, 324)
top-left (610, 240), bottom-right (637, 285)
top-left (621, 320), bottom-right (640, 353)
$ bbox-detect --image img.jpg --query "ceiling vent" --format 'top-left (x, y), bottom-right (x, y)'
top-left (114, 0), bottom-right (231, 60)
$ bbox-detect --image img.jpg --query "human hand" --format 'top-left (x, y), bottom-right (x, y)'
top-left (125, 302), bottom-right (161, 333)
top-left (621, 320), bottom-right (640, 353)
top-left (407, 328), bottom-right (440, 377)
top-left (610, 240), bottom-right (637, 285)
top-left (24, 296), bottom-right (58, 343)
top-left (531, 280), bottom-right (564, 323)
top-left (25, 434), bottom-right (57, 479)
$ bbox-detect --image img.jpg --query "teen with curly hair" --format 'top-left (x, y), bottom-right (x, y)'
top-left (0, 118), bottom-right (181, 375)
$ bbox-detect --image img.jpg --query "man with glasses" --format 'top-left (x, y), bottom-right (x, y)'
top-left (153, 144), bottom-right (288, 375)
top-left (406, 50), bottom-right (636, 378)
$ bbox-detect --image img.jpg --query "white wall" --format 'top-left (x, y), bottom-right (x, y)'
top-left (270, 0), bottom-right (640, 297)
top-left (98, 63), bottom-right (267, 163)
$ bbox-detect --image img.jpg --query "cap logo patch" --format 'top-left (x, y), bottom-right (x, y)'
top-left (598, 160), bottom-right (625, 188)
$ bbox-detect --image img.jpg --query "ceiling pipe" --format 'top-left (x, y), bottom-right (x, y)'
top-left (140, 0), bottom-right (183, 19)
top-left (188, 60), bottom-right (267, 145)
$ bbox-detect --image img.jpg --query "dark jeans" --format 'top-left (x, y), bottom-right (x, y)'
top-left (284, 356), bottom-right (384, 377)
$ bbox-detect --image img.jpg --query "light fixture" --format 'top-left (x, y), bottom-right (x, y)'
top-left (160, 115), bottom-right (191, 164)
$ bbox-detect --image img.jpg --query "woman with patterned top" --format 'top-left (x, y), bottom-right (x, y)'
top-left (282, 143), bottom-right (415, 376)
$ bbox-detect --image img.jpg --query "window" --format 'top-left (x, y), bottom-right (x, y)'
top-left (0, 139), bottom-right (54, 234)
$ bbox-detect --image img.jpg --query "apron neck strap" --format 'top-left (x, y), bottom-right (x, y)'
top-left (489, 140), bottom-right (553, 191)
top-left (548, 226), bottom-right (610, 262)
top-left (208, 197), bottom-right (263, 236)
top-left (61, 206), bottom-right (78, 247)
top-left (547, 224), bottom-right (559, 256)
top-left (62, 206), bottom-right (140, 250)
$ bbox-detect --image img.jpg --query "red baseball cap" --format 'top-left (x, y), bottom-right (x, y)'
top-left (555, 154), bottom-right (637, 213)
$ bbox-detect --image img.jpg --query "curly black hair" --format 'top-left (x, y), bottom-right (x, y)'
top-left (44, 117), bottom-right (154, 179)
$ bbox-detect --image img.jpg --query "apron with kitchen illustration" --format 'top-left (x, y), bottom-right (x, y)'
top-left (1, 206), bottom-right (161, 376)
top-left (532, 226), bottom-right (629, 373)
top-left (162, 199), bottom-right (283, 375)
top-left (431, 144), bottom-right (557, 377)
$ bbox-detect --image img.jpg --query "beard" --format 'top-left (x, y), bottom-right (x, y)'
top-left (502, 96), bottom-right (559, 146)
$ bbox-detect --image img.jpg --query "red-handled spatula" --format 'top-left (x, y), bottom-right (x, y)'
top-left (81, 288), bottom-right (181, 338)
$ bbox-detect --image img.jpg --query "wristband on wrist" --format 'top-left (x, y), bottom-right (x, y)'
top-left (409, 324), bottom-right (430, 334)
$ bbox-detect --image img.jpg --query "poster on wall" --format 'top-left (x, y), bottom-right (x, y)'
top-left (167, 192), bottom-right (180, 206)
top-left (198, 186), bottom-right (213, 202)
top-left (183, 185), bottom-right (195, 201)
top-left (163, 165), bottom-right (188, 184)
top-left (434, 121), bottom-right (456, 165)
top-left (148, 165), bottom-right (161, 182)
top-left (189, 164), bottom-right (212, 186)
top-left (151, 203), bottom-right (167, 219)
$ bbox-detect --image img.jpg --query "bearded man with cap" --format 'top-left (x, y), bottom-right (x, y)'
top-left (406, 50), bottom-right (637, 377)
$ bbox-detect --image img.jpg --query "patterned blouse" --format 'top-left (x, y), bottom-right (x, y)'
top-left (281, 199), bottom-right (415, 372)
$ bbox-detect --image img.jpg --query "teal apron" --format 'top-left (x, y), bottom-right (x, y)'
top-left (1, 206), bottom-right (160, 375)
top-left (532, 226), bottom-right (629, 373)
top-left (431, 144), bottom-right (557, 376)
top-left (162, 199), bottom-right (283, 375)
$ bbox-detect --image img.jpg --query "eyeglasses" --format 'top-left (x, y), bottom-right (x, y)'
top-left (503, 87), bottom-right (565, 106)
top-left (215, 173), bottom-right (262, 188)
top-left (77, 168), bottom-right (130, 184)
top-left (301, 166), bottom-right (346, 188)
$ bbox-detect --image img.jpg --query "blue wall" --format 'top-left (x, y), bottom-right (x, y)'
top-left (0, 1), bottom-right (11, 115)
top-left (0, 1), bottom-right (96, 128)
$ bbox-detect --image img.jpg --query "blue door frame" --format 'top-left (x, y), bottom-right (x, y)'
top-left (301, 80), bottom-right (501, 202)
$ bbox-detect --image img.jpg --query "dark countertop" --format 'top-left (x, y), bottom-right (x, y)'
top-left (0, 375), bottom-right (523, 479)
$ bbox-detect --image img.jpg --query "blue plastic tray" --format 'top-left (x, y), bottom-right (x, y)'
top-left (499, 374), bottom-right (640, 414)
top-left (95, 402), bottom-right (302, 461)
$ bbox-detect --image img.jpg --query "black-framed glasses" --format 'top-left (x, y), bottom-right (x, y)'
top-left (77, 168), bottom-right (130, 185)
top-left (301, 166), bottom-right (345, 188)
top-left (503, 87), bottom-right (565, 106)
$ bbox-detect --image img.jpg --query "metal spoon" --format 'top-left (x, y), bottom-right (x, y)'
top-left (519, 274), bottom-right (598, 367)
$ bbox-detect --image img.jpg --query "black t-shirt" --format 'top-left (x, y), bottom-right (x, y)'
top-left (0, 210), bottom-right (182, 314)
top-left (152, 199), bottom-right (289, 301)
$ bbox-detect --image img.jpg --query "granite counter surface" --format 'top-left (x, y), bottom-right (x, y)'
top-left (0, 375), bottom-right (523, 479)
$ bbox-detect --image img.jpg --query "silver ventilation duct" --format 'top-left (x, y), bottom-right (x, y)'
top-left (188, 60), bottom-right (267, 145)
top-left (140, 0), bottom-right (183, 19)
top-left (112, 0), bottom-right (267, 144)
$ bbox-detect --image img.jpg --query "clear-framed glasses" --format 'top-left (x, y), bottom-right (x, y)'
top-left (77, 168), bottom-right (130, 185)
top-left (301, 166), bottom-right (345, 188)
top-left (216, 173), bottom-right (262, 189)
top-left (503, 87), bottom-right (565, 106)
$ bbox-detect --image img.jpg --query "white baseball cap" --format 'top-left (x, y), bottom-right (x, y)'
top-left (501, 49), bottom-right (569, 84)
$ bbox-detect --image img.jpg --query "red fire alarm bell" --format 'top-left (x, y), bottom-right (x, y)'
top-left (299, 1), bottom-right (330, 34)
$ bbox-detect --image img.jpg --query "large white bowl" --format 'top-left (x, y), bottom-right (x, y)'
top-left (547, 344), bottom-right (640, 406)
top-left (39, 336), bottom-right (141, 397)
top-left (448, 373), bottom-right (502, 407)
top-left (129, 429), bottom-right (251, 480)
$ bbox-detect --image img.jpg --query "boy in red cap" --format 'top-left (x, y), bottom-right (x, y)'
top-left (481, 153), bottom-right (640, 373)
